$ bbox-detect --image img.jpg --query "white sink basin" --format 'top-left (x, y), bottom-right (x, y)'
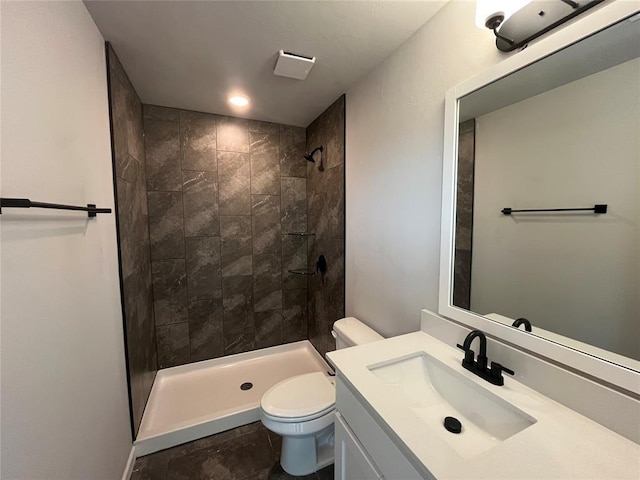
top-left (368, 352), bottom-right (537, 458)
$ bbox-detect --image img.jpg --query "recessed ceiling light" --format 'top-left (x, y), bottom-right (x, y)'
top-left (229, 95), bottom-right (249, 107)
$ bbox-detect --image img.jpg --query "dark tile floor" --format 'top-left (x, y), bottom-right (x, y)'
top-left (131, 422), bottom-right (334, 480)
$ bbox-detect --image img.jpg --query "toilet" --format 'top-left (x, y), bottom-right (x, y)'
top-left (259, 317), bottom-right (383, 476)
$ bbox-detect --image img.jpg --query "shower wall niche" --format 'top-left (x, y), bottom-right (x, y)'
top-left (143, 106), bottom-right (308, 368)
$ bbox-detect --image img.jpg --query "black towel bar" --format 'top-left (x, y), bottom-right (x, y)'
top-left (501, 204), bottom-right (607, 215)
top-left (0, 198), bottom-right (112, 217)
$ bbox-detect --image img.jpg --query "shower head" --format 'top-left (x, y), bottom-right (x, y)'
top-left (304, 145), bottom-right (323, 163)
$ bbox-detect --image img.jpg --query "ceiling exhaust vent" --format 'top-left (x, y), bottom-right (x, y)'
top-left (274, 50), bottom-right (316, 80)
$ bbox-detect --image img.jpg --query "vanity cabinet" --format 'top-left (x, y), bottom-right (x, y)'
top-left (335, 413), bottom-right (383, 480)
top-left (334, 376), bottom-right (427, 480)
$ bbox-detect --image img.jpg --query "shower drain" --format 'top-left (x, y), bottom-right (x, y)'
top-left (240, 382), bottom-right (253, 391)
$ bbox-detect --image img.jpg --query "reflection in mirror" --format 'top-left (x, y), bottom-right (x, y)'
top-left (453, 15), bottom-right (640, 363)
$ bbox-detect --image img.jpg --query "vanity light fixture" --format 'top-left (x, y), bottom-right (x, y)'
top-left (475, 0), bottom-right (531, 30)
top-left (476, 0), bottom-right (604, 52)
top-left (229, 95), bottom-right (249, 107)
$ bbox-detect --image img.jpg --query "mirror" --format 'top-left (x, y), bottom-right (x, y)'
top-left (440, 3), bottom-right (640, 393)
top-left (455, 14), bottom-right (640, 361)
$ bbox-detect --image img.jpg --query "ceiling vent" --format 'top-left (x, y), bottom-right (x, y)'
top-left (273, 50), bottom-right (316, 80)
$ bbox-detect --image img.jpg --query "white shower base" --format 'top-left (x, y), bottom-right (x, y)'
top-left (135, 341), bottom-right (330, 456)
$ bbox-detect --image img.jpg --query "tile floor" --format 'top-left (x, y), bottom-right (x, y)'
top-left (131, 422), bottom-right (334, 480)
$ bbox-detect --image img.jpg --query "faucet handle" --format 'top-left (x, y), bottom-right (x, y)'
top-left (490, 362), bottom-right (514, 385)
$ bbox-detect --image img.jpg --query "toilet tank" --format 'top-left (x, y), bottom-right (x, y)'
top-left (332, 317), bottom-right (383, 349)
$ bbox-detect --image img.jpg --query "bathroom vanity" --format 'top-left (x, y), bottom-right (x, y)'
top-left (333, 388), bottom-right (419, 480)
top-left (327, 3), bottom-right (640, 477)
top-left (327, 327), bottom-right (640, 479)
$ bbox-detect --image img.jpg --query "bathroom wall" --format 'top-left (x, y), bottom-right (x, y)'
top-left (306, 96), bottom-right (346, 355)
top-left (142, 106), bottom-right (307, 367)
top-left (107, 45), bottom-right (157, 435)
top-left (470, 58), bottom-right (640, 359)
top-left (1, 2), bottom-right (132, 478)
top-left (345, 0), bottom-right (504, 336)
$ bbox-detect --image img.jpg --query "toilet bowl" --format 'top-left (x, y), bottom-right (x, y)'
top-left (259, 317), bottom-right (383, 476)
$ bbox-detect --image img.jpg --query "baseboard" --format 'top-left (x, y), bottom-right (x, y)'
top-left (121, 445), bottom-right (136, 480)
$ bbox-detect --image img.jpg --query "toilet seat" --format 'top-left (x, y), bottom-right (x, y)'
top-left (261, 404), bottom-right (334, 423)
top-left (261, 372), bottom-right (335, 423)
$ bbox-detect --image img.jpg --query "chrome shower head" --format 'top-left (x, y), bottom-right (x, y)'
top-left (304, 145), bottom-right (323, 163)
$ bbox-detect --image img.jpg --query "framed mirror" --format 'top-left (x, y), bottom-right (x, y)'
top-left (440, 2), bottom-right (640, 394)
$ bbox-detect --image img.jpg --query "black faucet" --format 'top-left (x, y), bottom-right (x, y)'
top-left (512, 317), bottom-right (532, 332)
top-left (456, 330), bottom-right (514, 386)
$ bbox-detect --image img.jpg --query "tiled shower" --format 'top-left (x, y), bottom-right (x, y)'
top-left (453, 119), bottom-right (475, 311)
top-left (107, 46), bottom-right (345, 436)
top-left (306, 97), bottom-right (346, 355)
top-left (143, 105), bottom-right (309, 367)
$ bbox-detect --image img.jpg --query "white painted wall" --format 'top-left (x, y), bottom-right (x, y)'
top-left (470, 58), bottom-right (640, 360)
top-left (1, 2), bottom-right (132, 478)
top-left (345, 1), bottom-right (504, 336)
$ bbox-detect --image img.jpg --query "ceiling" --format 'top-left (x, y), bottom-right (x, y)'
top-left (85, 1), bottom-right (448, 127)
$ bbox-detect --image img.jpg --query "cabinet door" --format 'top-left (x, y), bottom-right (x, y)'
top-left (335, 413), bottom-right (384, 480)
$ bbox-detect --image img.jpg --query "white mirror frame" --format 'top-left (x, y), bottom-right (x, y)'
top-left (440, 1), bottom-right (640, 395)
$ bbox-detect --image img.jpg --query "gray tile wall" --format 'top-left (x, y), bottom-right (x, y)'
top-left (143, 106), bottom-right (308, 367)
top-left (454, 119), bottom-right (475, 310)
top-left (305, 95), bottom-right (346, 355)
top-left (107, 45), bottom-right (157, 436)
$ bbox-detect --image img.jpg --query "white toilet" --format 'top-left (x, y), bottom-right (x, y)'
top-left (259, 317), bottom-right (383, 476)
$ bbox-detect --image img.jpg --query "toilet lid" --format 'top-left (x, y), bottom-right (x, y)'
top-left (261, 372), bottom-right (335, 420)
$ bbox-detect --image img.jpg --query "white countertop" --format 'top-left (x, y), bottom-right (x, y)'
top-left (327, 332), bottom-right (640, 479)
